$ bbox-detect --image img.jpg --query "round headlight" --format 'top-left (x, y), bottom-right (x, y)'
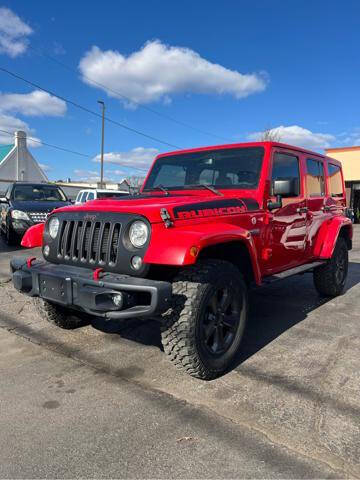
top-left (48, 217), bottom-right (60, 239)
top-left (129, 221), bottom-right (149, 248)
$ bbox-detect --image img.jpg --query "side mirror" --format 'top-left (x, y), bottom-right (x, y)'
top-left (0, 197), bottom-right (8, 203)
top-left (268, 178), bottom-right (298, 211)
top-left (273, 178), bottom-right (298, 197)
top-left (268, 194), bottom-right (282, 211)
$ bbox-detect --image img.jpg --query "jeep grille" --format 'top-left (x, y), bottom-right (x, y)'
top-left (58, 220), bottom-right (121, 267)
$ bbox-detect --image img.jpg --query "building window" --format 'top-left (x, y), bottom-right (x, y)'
top-left (306, 159), bottom-right (325, 197)
top-left (328, 164), bottom-right (343, 197)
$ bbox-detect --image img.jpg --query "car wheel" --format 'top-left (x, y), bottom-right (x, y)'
top-left (33, 298), bottom-right (88, 329)
top-left (313, 236), bottom-right (348, 297)
top-left (5, 220), bottom-right (17, 246)
top-left (161, 259), bottom-right (248, 380)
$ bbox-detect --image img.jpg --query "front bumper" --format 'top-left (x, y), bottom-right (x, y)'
top-left (10, 257), bottom-right (172, 320)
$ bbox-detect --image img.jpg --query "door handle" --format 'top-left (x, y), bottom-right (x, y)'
top-left (296, 207), bottom-right (308, 214)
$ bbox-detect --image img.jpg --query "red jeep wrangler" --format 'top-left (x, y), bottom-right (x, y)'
top-left (11, 142), bottom-right (352, 379)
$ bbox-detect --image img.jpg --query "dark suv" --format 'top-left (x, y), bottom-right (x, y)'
top-left (0, 182), bottom-right (70, 245)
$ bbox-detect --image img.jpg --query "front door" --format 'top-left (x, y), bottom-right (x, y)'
top-left (264, 150), bottom-right (307, 274)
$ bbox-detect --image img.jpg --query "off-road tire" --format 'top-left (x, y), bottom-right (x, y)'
top-left (161, 259), bottom-right (248, 380)
top-left (33, 298), bottom-right (86, 329)
top-left (313, 236), bottom-right (348, 297)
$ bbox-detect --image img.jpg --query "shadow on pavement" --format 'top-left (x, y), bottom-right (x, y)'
top-left (90, 262), bottom-right (360, 372)
top-left (0, 235), bottom-right (24, 253)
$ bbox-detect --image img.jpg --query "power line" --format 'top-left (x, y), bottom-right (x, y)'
top-left (0, 66), bottom-right (181, 149)
top-left (28, 44), bottom-right (231, 142)
top-left (0, 128), bottom-right (91, 158)
top-left (0, 128), bottom-right (149, 172)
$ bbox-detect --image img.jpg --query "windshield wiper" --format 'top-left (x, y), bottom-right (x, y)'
top-left (150, 185), bottom-right (169, 196)
top-left (189, 184), bottom-right (223, 196)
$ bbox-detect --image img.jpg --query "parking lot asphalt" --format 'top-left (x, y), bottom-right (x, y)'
top-left (1, 229), bottom-right (360, 478)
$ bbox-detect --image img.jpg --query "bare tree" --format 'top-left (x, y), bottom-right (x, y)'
top-left (125, 175), bottom-right (146, 194)
top-left (260, 128), bottom-right (282, 142)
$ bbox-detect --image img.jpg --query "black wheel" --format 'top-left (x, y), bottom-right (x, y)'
top-left (161, 259), bottom-right (248, 380)
top-left (313, 237), bottom-right (348, 297)
top-left (33, 298), bottom-right (87, 329)
top-left (5, 220), bottom-right (17, 246)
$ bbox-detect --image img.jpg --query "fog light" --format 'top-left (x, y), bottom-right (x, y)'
top-left (112, 293), bottom-right (123, 308)
top-left (43, 245), bottom-right (50, 256)
top-left (131, 255), bottom-right (143, 270)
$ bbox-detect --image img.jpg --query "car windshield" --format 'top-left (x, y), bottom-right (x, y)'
top-left (143, 147), bottom-right (265, 191)
top-left (13, 185), bottom-right (67, 202)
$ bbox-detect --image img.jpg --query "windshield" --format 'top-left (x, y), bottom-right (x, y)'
top-left (144, 147), bottom-right (264, 191)
top-left (12, 185), bottom-right (67, 202)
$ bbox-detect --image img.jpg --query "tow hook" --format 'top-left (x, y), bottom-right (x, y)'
top-left (160, 208), bottom-right (173, 228)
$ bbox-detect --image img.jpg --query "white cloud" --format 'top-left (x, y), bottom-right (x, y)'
top-left (339, 128), bottom-right (360, 146)
top-left (79, 41), bottom-right (267, 105)
top-left (0, 113), bottom-right (41, 147)
top-left (93, 147), bottom-right (159, 171)
top-left (74, 169), bottom-right (99, 177)
top-left (38, 163), bottom-right (52, 172)
top-left (53, 41), bottom-right (66, 55)
top-left (0, 7), bottom-right (33, 57)
top-left (248, 125), bottom-right (335, 150)
top-left (0, 90), bottom-right (66, 116)
top-left (73, 169), bottom-right (109, 182)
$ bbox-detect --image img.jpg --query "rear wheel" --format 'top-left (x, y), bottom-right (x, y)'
top-left (313, 237), bottom-right (348, 297)
top-left (33, 298), bottom-right (87, 329)
top-left (161, 259), bottom-right (248, 380)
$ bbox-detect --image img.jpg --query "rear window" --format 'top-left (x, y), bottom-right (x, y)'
top-left (97, 191), bottom-right (128, 199)
top-left (328, 164), bottom-right (343, 197)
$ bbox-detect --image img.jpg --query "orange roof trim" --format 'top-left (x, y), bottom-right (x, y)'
top-left (325, 145), bottom-right (360, 153)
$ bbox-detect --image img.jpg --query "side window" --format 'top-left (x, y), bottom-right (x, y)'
top-left (306, 159), bottom-right (325, 197)
top-left (75, 192), bottom-right (82, 202)
top-left (271, 152), bottom-right (300, 197)
top-left (87, 191), bottom-right (95, 201)
top-left (328, 164), bottom-right (343, 197)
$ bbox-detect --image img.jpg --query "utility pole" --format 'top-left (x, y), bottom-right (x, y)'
top-left (98, 100), bottom-right (105, 188)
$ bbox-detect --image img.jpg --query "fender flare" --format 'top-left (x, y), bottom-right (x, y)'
top-left (313, 216), bottom-right (352, 259)
top-left (21, 223), bottom-right (44, 248)
top-left (144, 223), bottom-right (262, 284)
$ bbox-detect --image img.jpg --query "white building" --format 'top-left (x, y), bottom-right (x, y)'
top-left (0, 131), bottom-right (48, 183)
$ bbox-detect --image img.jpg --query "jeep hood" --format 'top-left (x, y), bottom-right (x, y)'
top-left (53, 193), bottom-right (259, 223)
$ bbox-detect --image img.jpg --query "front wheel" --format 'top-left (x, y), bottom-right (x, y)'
top-left (33, 298), bottom-right (87, 329)
top-left (313, 237), bottom-right (348, 297)
top-left (5, 220), bottom-right (18, 246)
top-left (161, 260), bottom-right (248, 380)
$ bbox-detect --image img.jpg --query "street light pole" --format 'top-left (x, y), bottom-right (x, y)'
top-left (98, 100), bottom-right (105, 188)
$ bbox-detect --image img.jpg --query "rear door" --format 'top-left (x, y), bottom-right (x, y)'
top-left (265, 149), bottom-right (307, 273)
top-left (327, 162), bottom-right (346, 211)
top-left (304, 158), bottom-right (327, 253)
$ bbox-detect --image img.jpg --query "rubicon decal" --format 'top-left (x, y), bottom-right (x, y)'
top-left (173, 198), bottom-right (259, 219)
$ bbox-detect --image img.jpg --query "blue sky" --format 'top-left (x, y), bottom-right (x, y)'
top-left (0, 0), bottom-right (359, 181)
